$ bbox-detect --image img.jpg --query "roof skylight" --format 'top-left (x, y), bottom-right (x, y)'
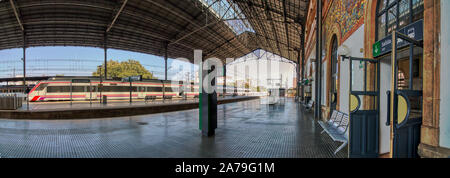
top-left (199, 0), bottom-right (254, 35)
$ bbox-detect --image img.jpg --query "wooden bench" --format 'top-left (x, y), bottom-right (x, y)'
top-left (318, 110), bottom-right (349, 154)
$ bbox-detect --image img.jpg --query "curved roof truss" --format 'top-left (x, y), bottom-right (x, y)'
top-left (0, 0), bottom-right (309, 63)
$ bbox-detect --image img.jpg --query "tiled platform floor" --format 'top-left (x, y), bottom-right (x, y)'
top-left (0, 98), bottom-right (347, 158)
top-left (15, 96), bottom-right (253, 111)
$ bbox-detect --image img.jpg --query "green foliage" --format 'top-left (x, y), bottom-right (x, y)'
top-left (244, 82), bottom-right (250, 89)
top-left (93, 59), bottom-right (155, 79)
top-left (257, 86), bottom-right (267, 92)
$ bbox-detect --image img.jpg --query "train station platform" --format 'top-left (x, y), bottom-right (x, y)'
top-left (0, 98), bottom-right (346, 158)
top-left (0, 96), bottom-right (258, 120)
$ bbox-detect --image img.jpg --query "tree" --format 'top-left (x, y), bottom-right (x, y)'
top-left (93, 59), bottom-right (155, 79)
top-left (244, 82), bottom-right (250, 89)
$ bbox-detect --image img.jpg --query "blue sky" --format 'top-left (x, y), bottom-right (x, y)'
top-left (0, 46), bottom-right (190, 79)
top-left (0, 47), bottom-right (295, 88)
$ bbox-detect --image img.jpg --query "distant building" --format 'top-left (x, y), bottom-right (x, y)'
top-left (293, 77), bottom-right (297, 88)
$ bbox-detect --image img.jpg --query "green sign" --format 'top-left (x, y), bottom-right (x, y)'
top-left (372, 20), bottom-right (423, 57)
top-left (373, 41), bottom-right (381, 57)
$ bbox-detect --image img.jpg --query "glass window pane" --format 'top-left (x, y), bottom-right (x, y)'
top-left (103, 86), bottom-right (110, 92)
top-left (378, 13), bottom-right (386, 39)
top-left (90, 86), bottom-right (97, 92)
top-left (351, 61), bottom-right (365, 91)
top-left (331, 38), bottom-right (338, 93)
top-left (72, 86), bottom-right (85, 93)
top-left (36, 84), bottom-right (48, 91)
top-left (387, 4), bottom-right (397, 34)
top-left (399, 0), bottom-right (411, 28)
top-left (200, 0), bottom-right (254, 35)
top-left (48, 86), bottom-right (70, 93)
top-left (63, 86), bottom-right (70, 92)
top-left (388, 0), bottom-right (397, 6)
top-left (379, 0), bottom-right (388, 11)
top-left (47, 86), bottom-right (56, 93)
top-left (147, 87), bottom-right (162, 92)
top-left (412, 0), bottom-right (424, 22)
top-left (413, 0), bottom-right (424, 10)
top-left (398, 69), bottom-right (408, 89)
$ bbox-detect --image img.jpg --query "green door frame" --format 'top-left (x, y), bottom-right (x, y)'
top-left (345, 56), bottom-right (380, 158)
top-left (389, 31), bottom-right (424, 158)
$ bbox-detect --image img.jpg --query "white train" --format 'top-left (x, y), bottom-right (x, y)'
top-left (28, 77), bottom-right (249, 102)
top-left (28, 77), bottom-right (198, 102)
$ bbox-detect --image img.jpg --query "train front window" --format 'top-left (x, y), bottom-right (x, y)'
top-left (36, 84), bottom-right (48, 91)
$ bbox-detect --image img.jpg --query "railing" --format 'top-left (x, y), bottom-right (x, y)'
top-left (0, 93), bottom-right (25, 110)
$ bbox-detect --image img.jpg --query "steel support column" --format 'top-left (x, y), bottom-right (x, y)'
top-left (223, 65), bottom-right (226, 98)
top-left (315, 0), bottom-right (323, 120)
top-left (22, 31), bottom-right (26, 93)
top-left (301, 26), bottom-right (306, 102)
top-left (267, 58), bottom-right (272, 89)
top-left (164, 42), bottom-right (168, 81)
top-left (296, 50), bottom-right (301, 101)
top-left (104, 33), bottom-right (108, 80)
top-left (257, 58), bottom-right (260, 93)
top-left (245, 65), bottom-right (249, 94)
top-left (234, 65), bottom-right (237, 95)
top-left (199, 54), bottom-right (217, 137)
top-left (163, 43), bottom-right (168, 102)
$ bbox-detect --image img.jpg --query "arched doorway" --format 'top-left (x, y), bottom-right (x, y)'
top-left (375, 0), bottom-right (424, 158)
top-left (329, 35), bottom-right (338, 112)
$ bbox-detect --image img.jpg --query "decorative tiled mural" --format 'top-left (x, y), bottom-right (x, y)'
top-left (324, 0), bottom-right (366, 44)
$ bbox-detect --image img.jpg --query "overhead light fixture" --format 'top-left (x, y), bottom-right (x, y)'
top-left (338, 45), bottom-right (350, 56)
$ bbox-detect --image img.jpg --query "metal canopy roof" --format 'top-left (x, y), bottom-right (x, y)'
top-left (0, 0), bottom-right (309, 63)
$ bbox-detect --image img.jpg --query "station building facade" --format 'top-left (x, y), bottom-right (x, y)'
top-left (302, 0), bottom-right (449, 157)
